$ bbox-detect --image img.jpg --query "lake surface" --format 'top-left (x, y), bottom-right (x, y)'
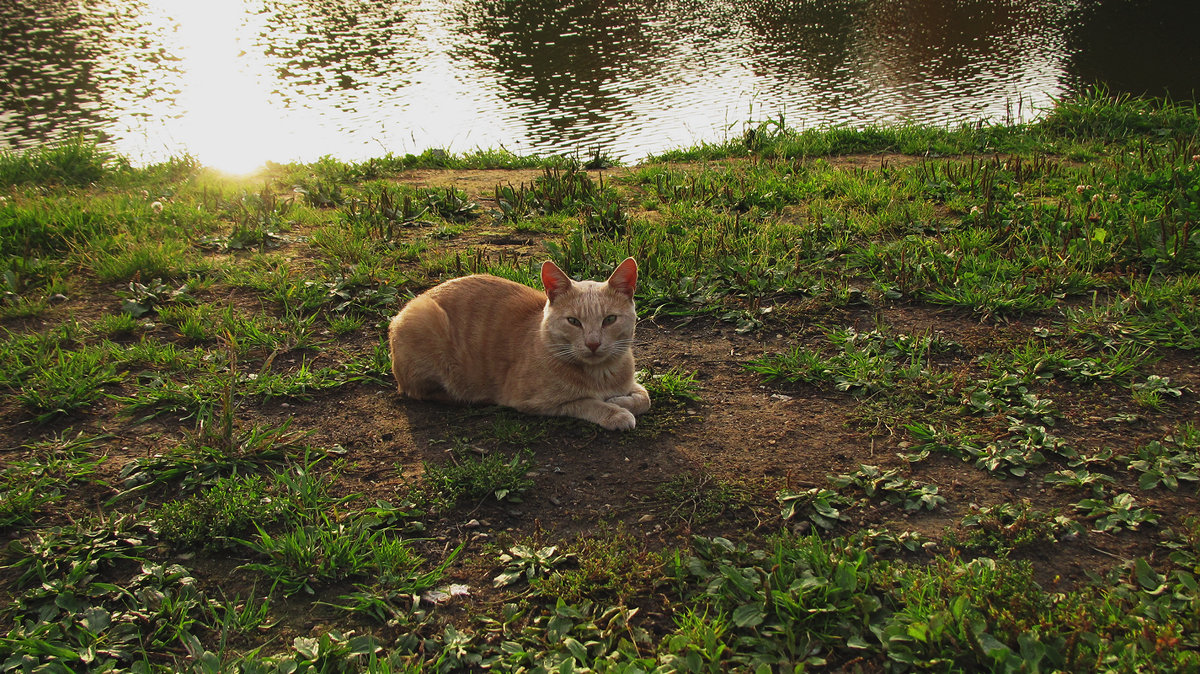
top-left (2, 0), bottom-right (1197, 173)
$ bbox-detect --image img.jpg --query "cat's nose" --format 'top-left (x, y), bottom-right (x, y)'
top-left (586, 340), bottom-right (601, 352)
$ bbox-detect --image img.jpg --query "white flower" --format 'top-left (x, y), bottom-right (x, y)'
top-left (150, 201), bottom-right (163, 214)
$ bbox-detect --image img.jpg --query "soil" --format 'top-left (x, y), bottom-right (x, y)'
top-left (2, 158), bottom-right (1198, 649)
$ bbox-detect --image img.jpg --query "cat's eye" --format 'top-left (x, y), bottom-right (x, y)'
top-left (602, 315), bottom-right (618, 326)
top-left (566, 317), bottom-right (582, 327)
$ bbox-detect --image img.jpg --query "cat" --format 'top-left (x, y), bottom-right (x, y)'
top-left (387, 257), bottom-right (651, 430)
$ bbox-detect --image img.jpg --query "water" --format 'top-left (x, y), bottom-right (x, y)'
top-left (1, 0), bottom-right (1196, 174)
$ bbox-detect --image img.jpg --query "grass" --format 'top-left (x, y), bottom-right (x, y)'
top-left (637, 366), bottom-right (702, 404)
top-left (153, 473), bottom-right (285, 550)
top-left (0, 136), bottom-right (116, 186)
top-left (0, 431), bottom-right (107, 528)
top-left (1, 88), bottom-right (1199, 671)
top-left (417, 443), bottom-right (535, 507)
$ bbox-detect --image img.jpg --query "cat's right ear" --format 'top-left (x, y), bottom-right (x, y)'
top-left (541, 261), bottom-right (572, 303)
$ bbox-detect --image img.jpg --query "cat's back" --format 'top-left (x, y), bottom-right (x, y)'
top-left (389, 273), bottom-right (547, 402)
top-left (421, 273), bottom-right (545, 320)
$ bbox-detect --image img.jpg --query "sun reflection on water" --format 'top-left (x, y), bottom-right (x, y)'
top-left (131, 0), bottom-right (532, 173)
top-left (165, 0), bottom-right (278, 173)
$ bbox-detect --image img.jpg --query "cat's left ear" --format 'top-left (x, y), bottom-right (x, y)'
top-left (606, 258), bottom-right (638, 298)
top-left (541, 260), bottom-right (573, 303)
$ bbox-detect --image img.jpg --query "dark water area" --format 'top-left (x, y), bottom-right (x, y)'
top-left (1, 0), bottom-right (1197, 173)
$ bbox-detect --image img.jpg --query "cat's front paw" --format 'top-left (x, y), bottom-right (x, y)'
top-left (606, 389), bottom-right (650, 415)
top-left (600, 406), bottom-right (637, 431)
top-left (605, 394), bottom-right (638, 412)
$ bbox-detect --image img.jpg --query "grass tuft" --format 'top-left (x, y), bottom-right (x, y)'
top-left (0, 138), bottom-right (117, 187)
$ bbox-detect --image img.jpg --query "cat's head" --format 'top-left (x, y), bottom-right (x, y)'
top-left (540, 258), bottom-right (638, 364)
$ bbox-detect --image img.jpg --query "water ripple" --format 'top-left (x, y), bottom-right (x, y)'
top-left (0, 0), bottom-right (1195, 171)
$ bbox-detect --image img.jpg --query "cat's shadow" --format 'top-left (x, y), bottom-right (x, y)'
top-left (387, 391), bottom-right (615, 467)
top-left (381, 391), bottom-right (714, 537)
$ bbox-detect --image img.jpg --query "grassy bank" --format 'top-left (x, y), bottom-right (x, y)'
top-left (1, 88), bottom-right (1198, 672)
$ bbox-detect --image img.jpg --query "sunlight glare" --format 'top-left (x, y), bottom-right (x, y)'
top-left (164, 0), bottom-right (292, 174)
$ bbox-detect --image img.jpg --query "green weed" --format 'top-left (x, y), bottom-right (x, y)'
top-left (240, 513), bottom-right (418, 596)
top-left (905, 415), bottom-right (1071, 478)
top-left (418, 445), bottom-right (534, 507)
top-left (154, 474), bottom-right (284, 550)
top-left (90, 311), bottom-right (141, 337)
top-left (0, 431), bottom-right (106, 528)
top-left (328, 543), bottom-right (462, 625)
top-left (1131, 374), bottom-right (1184, 410)
top-left (530, 530), bottom-right (663, 604)
top-left (875, 556), bottom-right (1065, 671)
top-left (88, 236), bottom-right (203, 282)
top-left (1124, 427), bottom-right (1200, 490)
top-left (118, 421), bottom-right (304, 494)
top-left (1043, 468), bottom-right (1116, 495)
top-left (493, 544), bottom-right (575, 588)
top-left (488, 412), bottom-right (549, 445)
top-left (1074, 492), bottom-right (1159, 532)
top-left (777, 487), bottom-right (852, 531)
top-left (339, 182), bottom-right (435, 242)
top-left (952, 501), bottom-right (1081, 554)
top-left (201, 588), bottom-right (276, 640)
top-left (637, 367), bottom-right (702, 404)
top-left (747, 327), bottom-right (952, 395)
top-left (16, 344), bottom-right (124, 422)
top-left (830, 464), bottom-right (946, 513)
top-left (1162, 517), bottom-right (1200, 574)
top-left (660, 606), bottom-right (731, 672)
top-left (117, 277), bottom-right (195, 317)
top-left (0, 518), bottom-right (192, 671)
top-left (424, 186), bottom-right (478, 222)
top-left (672, 534), bottom-right (878, 669)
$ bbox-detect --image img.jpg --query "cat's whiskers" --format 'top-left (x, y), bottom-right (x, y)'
top-left (606, 339), bottom-right (639, 353)
top-left (544, 341), bottom-right (578, 357)
top-left (538, 346), bottom-right (590, 367)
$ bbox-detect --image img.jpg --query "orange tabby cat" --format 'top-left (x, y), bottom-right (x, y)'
top-left (388, 258), bottom-right (651, 430)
